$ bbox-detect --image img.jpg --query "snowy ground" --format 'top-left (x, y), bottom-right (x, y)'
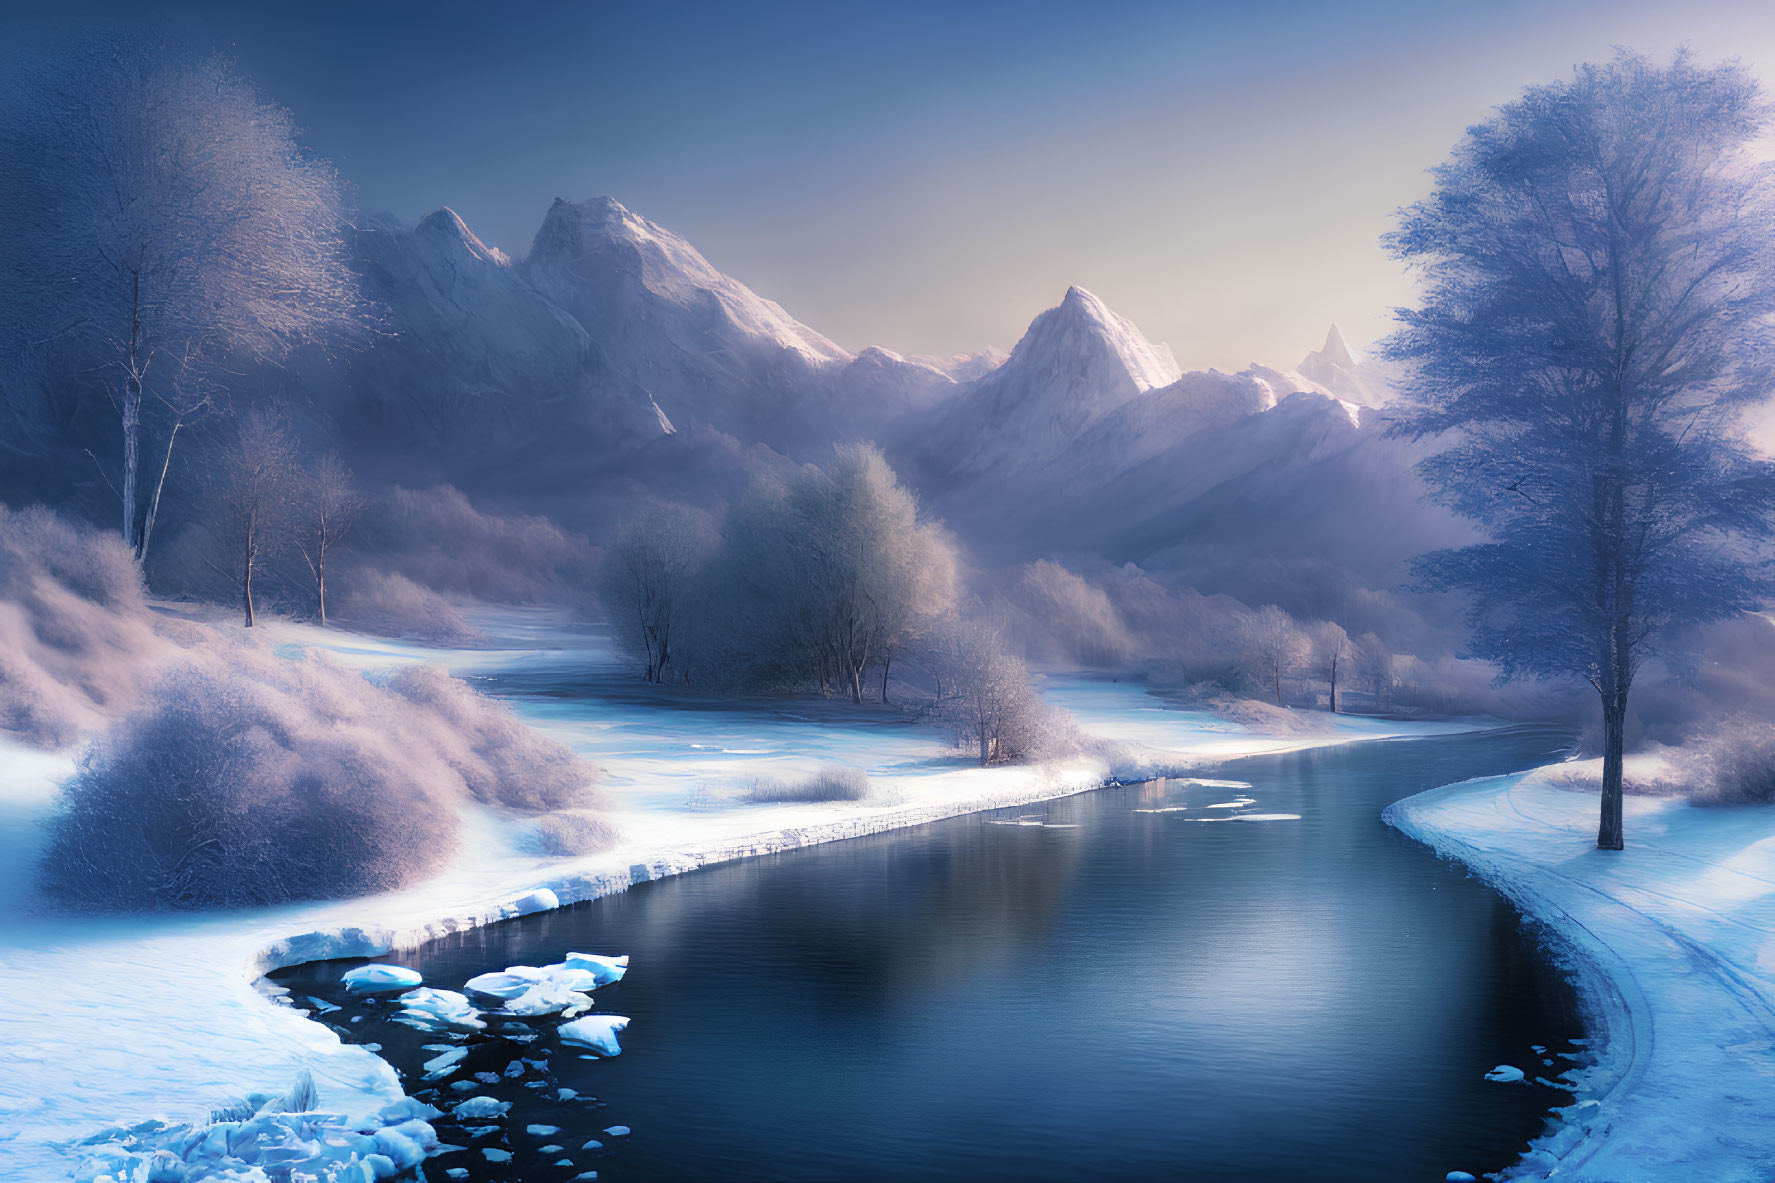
top-left (0, 609), bottom-right (1479, 1180)
top-left (1388, 774), bottom-right (1775, 1182)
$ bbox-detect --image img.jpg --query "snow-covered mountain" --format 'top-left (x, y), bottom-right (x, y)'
top-left (1297, 323), bottom-right (1390, 408)
top-left (337, 207), bottom-right (665, 464)
top-left (517, 197), bottom-right (857, 448)
top-left (919, 285), bottom-right (1181, 480)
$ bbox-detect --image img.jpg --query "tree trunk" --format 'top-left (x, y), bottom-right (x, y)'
top-left (316, 541), bottom-right (327, 626)
top-left (980, 730), bottom-right (991, 766)
top-left (137, 421), bottom-right (181, 568)
top-left (121, 272), bottom-right (143, 553)
top-left (1274, 666), bottom-right (1283, 706)
top-left (243, 553), bottom-right (256, 628)
top-left (1598, 695), bottom-right (1625, 850)
top-left (881, 656), bottom-right (891, 705)
top-left (1329, 669), bottom-right (1338, 714)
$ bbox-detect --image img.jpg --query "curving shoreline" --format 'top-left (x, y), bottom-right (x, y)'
top-left (1386, 774), bottom-right (1775, 1183)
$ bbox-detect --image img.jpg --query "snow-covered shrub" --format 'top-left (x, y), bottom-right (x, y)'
top-left (39, 645), bottom-right (604, 909)
top-left (1689, 720), bottom-right (1775, 805)
top-left (335, 569), bottom-right (483, 644)
top-left (386, 664), bottom-right (598, 812)
top-left (745, 764), bottom-right (870, 803)
top-left (0, 504), bottom-right (183, 747)
top-left (536, 810), bottom-right (621, 856)
top-left (39, 649), bottom-right (463, 909)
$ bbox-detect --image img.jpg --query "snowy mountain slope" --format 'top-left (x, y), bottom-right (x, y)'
top-left (918, 286), bottom-right (1181, 480)
top-left (1297, 323), bottom-right (1391, 408)
top-left (517, 197), bottom-right (855, 449)
top-left (337, 207), bottom-right (665, 463)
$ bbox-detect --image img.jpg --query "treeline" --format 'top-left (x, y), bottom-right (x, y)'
top-left (600, 446), bottom-right (1068, 765)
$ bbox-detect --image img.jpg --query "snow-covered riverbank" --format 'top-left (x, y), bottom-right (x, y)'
top-left (1387, 775), bottom-right (1775, 1182)
top-left (0, 611), bottom-right (1482, 1180)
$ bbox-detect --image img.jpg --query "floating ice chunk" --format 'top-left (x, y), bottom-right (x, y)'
top-left (557, 1088), bottom-right (579, 1101)
top-left (581, 1138), bottom-right (604, 1151)
top-left (453, 1096), bottom-right (510, 1119)
top-left (560, 1015), bottom-right (631, 1056)
top-left (423, 1047), bottom-right (468, 1080)
top-left (527, 1124), bottom-right (561, 1136)
top-left (562, 953), bottom-right (629, 987)
top-left (341, 965), bottom-right (423, 992)
top-left (449, 1080), bottom-right (479, 1092)
top-left (503, 979), bottom-right (594, 1017)
top-left (484, 1147), bottom-right (513, 1162)
top-left (1484, 1065), bottom-right (1526, 1083)
top-left (1230, 813), bottom-right (1302, 822)
top-left (1132, 807), bottom-right (1191, 814)
top-left (464, 1124), bottom-right (501, 1138)
top-left (1447, 1173), bottom-right (1478, 1182)
top-left (1176, 778), bottom-right (1253, 788)
top-left (603, 1125), bottom-right (631, 1137)
top-left (542, 1144), bottom-right (565, 1154)
top-left (373, 1126), bottom-right (429, 1170)
top-left (464, 968), bottom-right (545, 1000)
top-left (396, 988), bottom-right (484, 1033)
top-left (512, 887), bottom-right (560, 915)
top-left (1206, 797), bottom-right (1258, 809)
top-left (447, 1171), bottom-right (470, 1181)
top-left (574, 1173), bottom-right (600, 1181)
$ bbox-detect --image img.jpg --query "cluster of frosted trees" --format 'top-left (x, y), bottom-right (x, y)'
top-left (0, 37), bottom-right (376, 627)
top-left (1236, 605), bottom-right (1393, 712)
top-left (601, 447), bottom-right (1063, 764)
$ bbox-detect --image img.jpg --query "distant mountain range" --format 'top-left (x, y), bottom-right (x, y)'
top-left (323, 196), bottom-right (1451, 606)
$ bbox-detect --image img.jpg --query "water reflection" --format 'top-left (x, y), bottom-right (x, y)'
top-left (275, 726), bottom-right (1583, 1183)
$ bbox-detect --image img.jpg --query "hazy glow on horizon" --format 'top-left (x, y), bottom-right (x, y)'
top-left (7, 0), bottom-right (1774, 370)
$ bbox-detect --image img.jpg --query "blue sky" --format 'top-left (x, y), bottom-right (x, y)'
top-left (7, 0), bottom-right (1775, 368)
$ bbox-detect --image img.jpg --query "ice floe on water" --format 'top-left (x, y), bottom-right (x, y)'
top-left (1173, 778), bottom-right (1253, 789)
top-left (986, 815), bottom-right (1080, 828)
top-left (1230, 813), bottom-right (1302, 822)
top-left (559, 1015), bottom-right (631, 1056)
top-left (394, 987), bottom-right (484, 1033)
top-left (1205, 797), bottom-right (1258, 808)
top-left (1484, 1064), bottom-right (1526, 1083)
top-left (340, 964), bottom-right (423, 992)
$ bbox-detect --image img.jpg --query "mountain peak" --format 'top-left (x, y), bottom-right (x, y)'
top-left (1318, 323), bottom-right (1361, 368)
top-left (1018, 286), bottom-right (1180, 393)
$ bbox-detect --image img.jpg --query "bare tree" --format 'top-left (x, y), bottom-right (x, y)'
top-left (600, 504), bottom-right (711, 684)
top-left (1238, 605), bottom-right (1308, 706)
top-left (0, 37), bottom-right (375, 562)
top-left (1311, 621), bottom-right (1350, 712)
top-left (1354, 633), bottom-right (1393, 711)
top-left (213, 412), bottom-right (302, 627)
top-left (299, 453), bottom-right (363, 626)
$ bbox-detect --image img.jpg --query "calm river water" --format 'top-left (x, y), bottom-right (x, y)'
top-left (274, 724), bottom-right (1584, 1182)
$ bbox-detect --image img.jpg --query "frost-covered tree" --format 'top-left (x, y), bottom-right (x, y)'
top-left (685, 446), bottom-right (955, 700)
top-left (211, 411), bottom-right (302, 627)
top-left (0, 37), bottom-right (373, 561)
top-left (1354, 632), bottom-right (1393, 711)
top-left (792, 445), bottom-right (956, 703)
top-left (600, 503), bottom-right (712, 684)
top-left (299, 453), bottom-right (362, 626)
top-left (1239, 605), bottom-right (1307, 706)
top-left (1388, 51), bottom-right (1775, 849)
top-left (925, 614), bottom-right (1050, 765)
top-left (1311, 621), bottom-right (1350, 712)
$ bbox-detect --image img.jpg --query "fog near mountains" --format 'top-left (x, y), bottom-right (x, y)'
top-left (0, 175), bottom-right (1481, 672)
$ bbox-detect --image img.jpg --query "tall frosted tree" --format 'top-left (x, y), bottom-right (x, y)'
top-left (0, 37), bottom-right (373, 562)
top-left (1388, 51), bottom-right (1775, 850)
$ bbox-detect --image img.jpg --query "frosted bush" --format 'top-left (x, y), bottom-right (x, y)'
top-left (39, 651), bottom-right (462, 909)
top-left (335, 569), bottom-right (483, 644)
top-left (39, 644), bottom-right (605, 909)
top-left (387, 664), bottom-right (598, 811)
top-left (536, 810), bottom-right (621, 856)
top-left (745, 764), bottom-right (870, 803)
top-left (0, 504), bottom-right (181, 747)
top-left (1690, 720), bottom-right (1775, 805)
